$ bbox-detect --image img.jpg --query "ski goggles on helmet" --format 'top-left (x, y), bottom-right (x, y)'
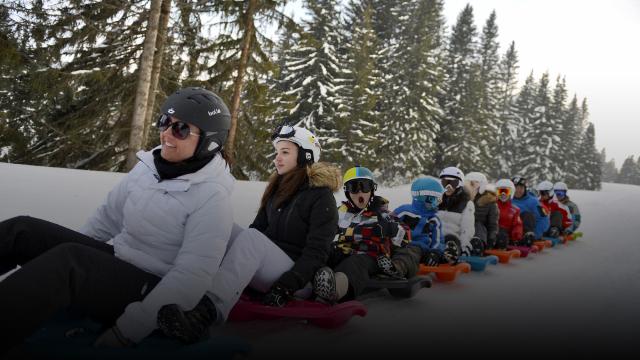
top-left (345, 179), bottom-right (375, 194)
top-left (440, 178), bottom-right (460, 189)
top-left (538, 190), bottom-right (553, 197)
top-left (271, 124), bottom-right (296, 140)
top-left (423, 195), bottom-right (439, 211)
top-left (497, 188), bottom-right (512, 198)
top-left (156, 114), bottom-right (199, 140)
top-left (554, 190), bottom-right (567, 198)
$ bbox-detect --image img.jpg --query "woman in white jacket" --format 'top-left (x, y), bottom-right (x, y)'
top-left (0, 88), bottom-right (234, 353)
top-left (437, 167), bottom-right (476, 259)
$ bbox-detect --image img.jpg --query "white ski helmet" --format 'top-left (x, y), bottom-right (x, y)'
top-left (536, 180), bottom-right (555, 198)
top-left (272, 125), bottom-right (321, 166)
top-left (465, 172), bottom-right (488, 194)
top-left (439, 166), bottom-right (465, 188)
top-left (553, 182), bottom-right (568, 191)
top-left (495, 179), bottom-right (516, 200)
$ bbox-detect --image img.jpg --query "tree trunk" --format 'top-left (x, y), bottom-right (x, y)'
top-left (126, 0), bottom-right (163, 170)
top-left (142, 0), bottom-right (172, 149)
top-left (226, 0), bottom-right (257, 165)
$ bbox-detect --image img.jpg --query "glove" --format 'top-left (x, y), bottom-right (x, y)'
top-left (94, 325), bottom-right (133, 348)
top-left (470, 237), bottom-right (485, 256)
top-left (522, 232), bottom-right (535, 247)
top-left (421, 250), bottom-right (441, 267)
top-left (443, 241), bottom-right (460, 264)
top-left (262, 283), bottom-right (293, 307)
top-left (375, 212), bottom-right (399, 239)
top-left (548, 227), bottom-right (560, 238)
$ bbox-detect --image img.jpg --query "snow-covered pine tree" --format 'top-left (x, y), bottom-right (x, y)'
top-left (476, 10), bottom-right (501, 178)
top-left (203, 0), bottom-right (296, 169)
top-left (600, 148), bottom-right (618, 183)
top-left (375, 0), bottom-right (445, 182)
top-left (0, 3), bottom-right (32, 162)
top-left (275, 0), bottom-right (347, 165)
top-left (495, 41), bottom-right (519, 178)
top-left (340, 0), bottom-right (384, 170)
top-left (617, 156), bottom-right (638, 185)
top-left (574, 122), bottom-right (601, 189)
top-left (511, 72), bottom-right (537, 178)
top-left (548, 75), bottom-right (568, 178)
top-left (562, 95), bottom-right (582, 187)
top-left (518, 72), bottom-right (564, 183)
top-left (436, 4), bottom-right (482, 174)
top-left (3, 0), bottom-right (165, 171)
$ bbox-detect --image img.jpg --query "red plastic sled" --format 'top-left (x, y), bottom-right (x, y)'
top-left (228, 295), bottom-right (367, 329)
top-left (507, 245), bottom-right (538, 258)
top-left (485, 249), bottom-right (521, 263)
top-left (418, 263), bottom-right (471, 282)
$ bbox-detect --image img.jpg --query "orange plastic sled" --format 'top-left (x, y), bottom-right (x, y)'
top-left (533, 241), bottom-right (546, 252)
top-left (484, 249), bottom-right (521, 263)
top-left (418, 262), bottom-right (471, 282)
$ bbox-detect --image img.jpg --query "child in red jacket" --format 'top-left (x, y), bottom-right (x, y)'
top-left (495, 179), bottom-right (526, 246)
top-left (535, 180), bottom-right (572, 238)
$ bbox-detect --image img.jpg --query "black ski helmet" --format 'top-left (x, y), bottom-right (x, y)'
top-left (159, 87), bottom-right (231, 160)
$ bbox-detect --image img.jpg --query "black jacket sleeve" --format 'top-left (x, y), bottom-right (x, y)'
top-left (276, 189), bottom-right (338, 290)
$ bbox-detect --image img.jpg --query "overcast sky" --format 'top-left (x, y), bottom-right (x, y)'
top-left (284, 0), bottom-right (640, 166)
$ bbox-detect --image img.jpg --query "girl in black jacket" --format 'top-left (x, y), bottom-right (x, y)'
top-left (158, 125), bottom-right (340, 343)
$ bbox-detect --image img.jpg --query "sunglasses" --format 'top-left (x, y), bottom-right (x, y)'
top-left (440, 178), bottom-right (460, 188)
top-left (156, 114), bottom-right (199, 140)
top-left (345, 180), bottom-right (375, 194)
top-left (271, 124), bottom-right (296, 140)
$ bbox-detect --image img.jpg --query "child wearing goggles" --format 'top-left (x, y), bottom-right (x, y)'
top-left (437, 167), bottom-right (476, 258)
top-left (313, 167), bottom-right (416, 303)
top-left (393, 177), bottom-right (459, 267)
top-left (553, 182), bottom-right (581, 232)
top-left (495, 179), bottom-right (526, 246)
top-left (536, 180), bottom-right (573, 238)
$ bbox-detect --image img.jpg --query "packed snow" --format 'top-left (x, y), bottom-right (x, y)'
top-left (0, 162), bottom-right (638, 356)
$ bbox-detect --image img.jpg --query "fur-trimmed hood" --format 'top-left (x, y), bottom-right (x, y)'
top-left (476, 190), bottom-right (497, 207)
top-left (307, 162), bottom-right (341, 192)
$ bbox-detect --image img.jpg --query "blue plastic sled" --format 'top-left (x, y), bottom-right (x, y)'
top-left (25, 313), bottom-right (250, 360)
top-left (460, 255), bottom-right (499, 271)
top-left (542, 236), bottom-right (563, 247)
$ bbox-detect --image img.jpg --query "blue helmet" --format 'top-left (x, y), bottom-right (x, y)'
top-left (411, 176), bottom-right (445, 213)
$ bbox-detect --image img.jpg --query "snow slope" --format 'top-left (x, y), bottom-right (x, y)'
top-left (1, 162), bottom-right (638, 357)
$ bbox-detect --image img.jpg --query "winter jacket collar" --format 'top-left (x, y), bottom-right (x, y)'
top-left (307, 162), bottom-right (341, 192)
top-left (136, 146), bottom-right (234, 193)
top-left (475, 190), bottom-right (497, 207)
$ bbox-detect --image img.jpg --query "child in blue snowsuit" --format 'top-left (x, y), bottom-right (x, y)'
top-left (392, 177), bottom-right (456, 266)
top-left (511, 175), bottom-right (549, 244)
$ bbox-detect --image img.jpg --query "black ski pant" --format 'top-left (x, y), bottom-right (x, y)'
top-left (521, 212), bottom-right (536, 234)
top-left (543, 211), bottom-right (564, 237)
top-left (327, 246), bottom-right (422, 299)
top-left (0, 216), bottom-right (161, 354)
top-left (496, 228), bottom-right (510, 249)
top-left (327, 251), bottom-right (378, 300)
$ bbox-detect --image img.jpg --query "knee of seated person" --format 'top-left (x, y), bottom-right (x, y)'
top-left (2, 215), bottom-right (32, 229)
top-left (236, 228), bottom-right (269, 249)
top-left (50, 242), bottom-right (88, 256)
